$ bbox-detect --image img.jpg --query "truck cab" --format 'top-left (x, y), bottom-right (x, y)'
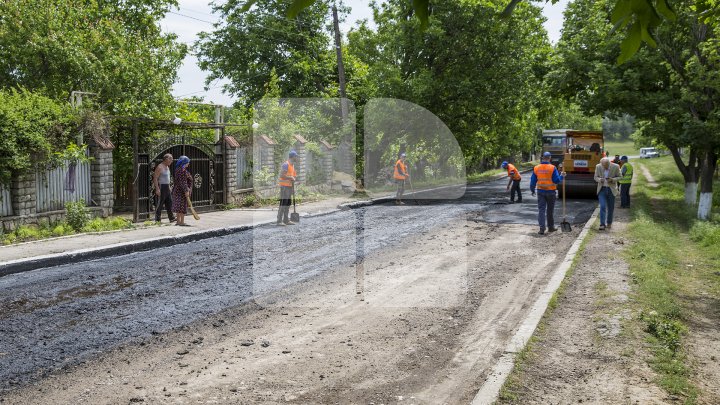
top-left (541, 129), bottom-right (570, 166)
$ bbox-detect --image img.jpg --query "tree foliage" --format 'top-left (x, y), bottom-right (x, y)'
top-left (0, 0), bottom-right (186, 116)
top-left (347, 0), bottom-right (553, 172)
top-left (552, 0), bottom-right (719, 217)
top-left (196, 0), bottom-right (342, 107)
top-left (0, 89), bottom-right (76, 185)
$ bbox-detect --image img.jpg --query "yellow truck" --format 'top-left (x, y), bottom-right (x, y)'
top-left (559, 130), bottom-right (605, 197)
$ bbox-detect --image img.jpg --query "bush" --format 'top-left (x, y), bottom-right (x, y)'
top-left (689, 221), bottom-right (720, 247)
top-left (65, 200), bottom-right (90, 231)
top-left (52, 223), bottom-right (72, 237)
top-left (241, 194), bottom-right (257, 207)
top-left (82, 216), bottom-right (132, 232)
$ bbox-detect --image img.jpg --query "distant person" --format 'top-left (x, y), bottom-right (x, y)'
top-left (394, 153), bottom-right (409, 205)
top-left (501, 161), bottom-right (522, 203)
top-left (530, 152), bottom-right (565, 235)
top-left (153, 153), bottom-right (175, 223)
top-left (277, 150), bottom-right (298, 226)
top-left (618, 156), bottom-right (633, 208)
top-left (172, 155), bottom-right (192, 227)
top-left (594, 157), bottom-right (622, 230)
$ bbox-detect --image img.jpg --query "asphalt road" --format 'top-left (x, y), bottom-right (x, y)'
top-left (0, 176), bottom-right (596, 394)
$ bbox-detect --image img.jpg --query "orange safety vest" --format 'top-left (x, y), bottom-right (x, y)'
top-left (533, 164), bottom-right (557, 191)
top-left (278, 160), bottom-right (297, 187)
top-left (507, 163), bottom-right (521, 181)
top-left (393, 159), bottom-right (408, 180)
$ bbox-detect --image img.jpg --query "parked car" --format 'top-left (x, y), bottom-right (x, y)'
top-left (640, 147), bottom-right (660, 159)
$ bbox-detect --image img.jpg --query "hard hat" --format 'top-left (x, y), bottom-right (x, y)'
top-left (501, 161), bottom-right (508, 168)
top-left (620, 155), bottom-right (628, 161)
top-left (543, 151), bottom-right (552, 158)
top-left (289, 150), bottom-right (298, 158)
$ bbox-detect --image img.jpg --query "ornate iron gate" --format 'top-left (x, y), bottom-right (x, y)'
top-left (135, 134), bottom-right (224, 221)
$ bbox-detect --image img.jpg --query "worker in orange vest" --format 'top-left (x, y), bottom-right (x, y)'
top-left (530, 152), bottom-right (566, 235)
top-left (502, 161), bottom-right (522, 203)
top-left (394, 153), bottom-right (409, 205)
top-left (277, 150), bottom-right (299, 225)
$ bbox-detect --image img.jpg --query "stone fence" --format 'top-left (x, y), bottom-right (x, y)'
top-left (0, 138), bottom-right (114, 232)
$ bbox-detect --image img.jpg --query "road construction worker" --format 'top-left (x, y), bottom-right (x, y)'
top-left (277, 150), bottom-right (299, 226)
top-left (502, 161), bottom-right (522, 203)
top-left (394, 153), bottom-right (409, 205)
top-left (530, 152), bottom-right (565, 235)
top-left (619, 155), bottom-right (633, 208)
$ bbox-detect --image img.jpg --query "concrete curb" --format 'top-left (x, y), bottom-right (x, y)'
top-left (471, 206), bottom-right (600, 405)
top-left (0, 207), bottom-right (348, 278)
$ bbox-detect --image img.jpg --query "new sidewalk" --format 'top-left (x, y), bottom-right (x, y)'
top-left (0, 196), bottom-right (355, 264)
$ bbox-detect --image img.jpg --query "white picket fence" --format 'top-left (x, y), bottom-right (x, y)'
top-left (0, 185), bottom-right (11, 216)
top-left (35, 161), bottom-right (92, 213)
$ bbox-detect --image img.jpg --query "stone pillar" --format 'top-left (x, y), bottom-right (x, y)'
top-left (89, 140), bottom-right (115, 218)
top-left (320, 140), bottom-right (335, 186)
top-left (223, 136), bottom-right (240, 202)
top-left (293, 134), bottom-right (308, 185)
top-left (254, 135), bottom-right (276, 174)
top-left (10, 172), bottom-right (36, 217)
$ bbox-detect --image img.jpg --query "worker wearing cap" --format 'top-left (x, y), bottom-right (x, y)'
top-left (618, 155), bottom-right (633, 208)
top-left (530, 152), bottom-right (566, 235)
top-left (394, 153), bottom-right (409, 205)
top-left (502, 161), bottom-right (522, 203)
top-left (277, 150), bottom-right (299, 225)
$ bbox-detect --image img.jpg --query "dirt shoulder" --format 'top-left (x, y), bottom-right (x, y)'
top-left (497, 205), bottom-right (671, 404)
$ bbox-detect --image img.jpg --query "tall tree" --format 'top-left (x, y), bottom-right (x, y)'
top-left (0, 0), bottom-right (186, 116)
top-left (551, 0), bottom-right (719, 219)
top-left (196, 0), bottom-right (342, 107)
top-left (347, 0), bottom-right (552, 174)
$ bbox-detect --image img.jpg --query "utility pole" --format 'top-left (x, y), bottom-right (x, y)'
top-left (332, 3), bottom-right (348, 120)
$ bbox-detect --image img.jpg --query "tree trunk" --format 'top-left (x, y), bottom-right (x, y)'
top-left (669, 145), bottom-right (700, 205)
top-left (697, 150), bottom-right (717, 220)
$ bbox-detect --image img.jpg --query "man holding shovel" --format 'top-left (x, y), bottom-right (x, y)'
top-left (277, 150), bottom-right (299, 226)
top-left (530, 152), bottom-right (566, 235)
top-left (394, 153), bottom-right (409, 205)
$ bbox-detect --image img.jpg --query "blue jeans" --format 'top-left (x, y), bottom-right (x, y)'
top-left (598, 187), bottom-right (616, 225)
top-left (537, 192), bottom-right (556, 231)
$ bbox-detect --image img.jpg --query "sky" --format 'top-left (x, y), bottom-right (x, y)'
top-left (160, 0), bottom-right (569, 106)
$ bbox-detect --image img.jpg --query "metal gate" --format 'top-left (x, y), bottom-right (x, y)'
top-left (135, 134), bottom-right (224, 222)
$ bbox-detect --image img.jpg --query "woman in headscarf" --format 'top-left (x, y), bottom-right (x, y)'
top-left (172, 155), bottom-right (192, 226)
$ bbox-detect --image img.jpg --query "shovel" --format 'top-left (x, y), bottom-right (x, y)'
top-left (561, 175), bottom-right (572, 232)
top-left (290, 184), bottom-right (300, 223)
top-left (407, 175), bottom-right (420, 205)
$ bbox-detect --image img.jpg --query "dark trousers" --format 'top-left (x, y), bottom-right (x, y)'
top-left (537, 192), bottom-right (556, 231)
top-left (620, 183), bottom-right (631, 207)
top-left (510, 179), bottom-right (522, 202)
top-left (277, 186), bottom-right (293, 223)
top-left (396, 179), bottom-right (405, 199)
top-left (155, 184), bottom-right (174, 222)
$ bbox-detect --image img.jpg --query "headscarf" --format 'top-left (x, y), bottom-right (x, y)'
top-left (175, 155), bottom-right (190, 171)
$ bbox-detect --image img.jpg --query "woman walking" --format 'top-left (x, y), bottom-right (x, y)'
top-left (172, 155), bottom-right (192, 226)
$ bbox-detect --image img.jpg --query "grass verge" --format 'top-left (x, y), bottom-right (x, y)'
top-left (623, 156), bottom-right (720, 403)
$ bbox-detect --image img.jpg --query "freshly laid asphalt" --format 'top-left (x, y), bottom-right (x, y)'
top-left (0, 176), bottom-right (596, 393)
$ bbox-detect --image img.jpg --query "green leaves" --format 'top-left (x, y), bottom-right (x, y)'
top-left (287, 0), bottom-right (318, 18)
top-left (618, 21), bottom-right (643, 64)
